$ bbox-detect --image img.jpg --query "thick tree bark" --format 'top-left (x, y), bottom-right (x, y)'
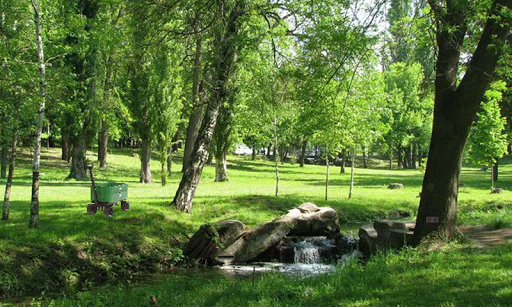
top-left (172, 3), bottom-right (243, 213)
top-left (182, 36), bottom-right (203, 173)
top-left (415, 0), bottom-right (512, 243)
top-left (140, 137), bottom-right (153, 183)
top-left (67, 144), bottom-right (72, 164)
top-left (299, 139), bottom-right (307, 167)
top-left (0, 146), bottom-right (6, 179)
top-left (215, 150), bottom-right (229, 182)
top-left (2, 130), bottom-right (17, 220)
top-left (29, 0), bottom-right (46, 228)
top-left (98, 122), bottom-right (108, 168)
top-left (67, 0), bottom-right (97, 180)
top-left (69, 139), bottom-right (87, 179)
top-left (61, 132), bottom-right (69, 161)
top-left (207, 151), bottom-right (213, 165)
top-left (214, 101), bottom-right (233, 182)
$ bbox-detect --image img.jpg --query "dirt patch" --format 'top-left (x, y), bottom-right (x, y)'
top-left (460, 225), bottom-right (512, 248)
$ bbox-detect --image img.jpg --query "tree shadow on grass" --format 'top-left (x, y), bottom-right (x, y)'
top-left (189, 194), bottom-right (415, 228)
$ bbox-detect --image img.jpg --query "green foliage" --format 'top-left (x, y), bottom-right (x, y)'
top-left (1, 148), bottom-right (512, 300)
top-left (466, 81), bottom-right (509, 166)
top-left (383, 62), bottom-right (433, 161)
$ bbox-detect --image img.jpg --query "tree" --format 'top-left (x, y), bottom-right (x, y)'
top-left (466, 81), bottom-right (509, 189)
top-left (414, 0), bottom-right (512, 242)
top-left (29, 0), bottom-right (47, 228)
top-left (0, 0), bottom-right (34, 220)
top-left (172, 0), bottom-right (245, 213)
top-left (126, 3), bottom-right (184, 184)
top-left (384, 62), bottom-right (432, 169)
top-left (182, 34), bottom-right (205, 173)
top-left (97, 2), bottom-right (125, 169)
top-left (65, 0), bottom-right (100, 180)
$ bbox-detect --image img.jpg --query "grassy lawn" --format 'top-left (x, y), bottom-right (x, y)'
top-left (0, 147), bottom-right (511, 306)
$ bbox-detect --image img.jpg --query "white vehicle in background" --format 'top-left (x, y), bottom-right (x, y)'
top-left (234, 144), bottom-right (253, 155)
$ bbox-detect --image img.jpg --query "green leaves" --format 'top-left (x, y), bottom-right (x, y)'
top-left (466, 81), bottom-right (509, 166)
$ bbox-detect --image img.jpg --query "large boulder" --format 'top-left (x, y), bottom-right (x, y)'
top-left (183, 220), bottom-right (246, 265)
top-left (223, 215), bottom-right (298, 263)
top-left (286, 203), bottom-right (341, 237)
top-left (358, 225), bottom-right (378, 257)
top-left (185, 203), bottom-right (342, 265)
top-left (359, 220), bottom-right (415, 257)
top-left (388, 183), bottom-right (404, 189)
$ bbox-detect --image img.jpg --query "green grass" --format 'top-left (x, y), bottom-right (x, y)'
top-left (42, 245), bottom-right (512, 307)
top-left (0, 147), bottom-right (511, 305)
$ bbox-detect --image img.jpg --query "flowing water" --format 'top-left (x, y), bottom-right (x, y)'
top-left (293, 240), bottom-right (321, 264)
top-left (217, 236), bottom-right (360, 277)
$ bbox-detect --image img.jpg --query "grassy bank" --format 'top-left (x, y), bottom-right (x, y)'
top-left (0, 147), bottom-right (511, 303)
top-left (38, 244), bottom-right (512, 306)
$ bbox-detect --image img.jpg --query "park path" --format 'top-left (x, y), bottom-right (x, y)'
top-left (460, 225), bottom-right (512, 248)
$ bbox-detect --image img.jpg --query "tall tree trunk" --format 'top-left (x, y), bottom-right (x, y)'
top-left (61, 132), bottom-right (69, 161)
top-left (300, 139), bottom-right (307, 167)
top-left (167, 146), bottom-right (173, 177)
top-left (340, 149), bottom-right (346, 174)
top-left (251, 144), bottom-right (256, 161)
top-left (29, 0), bottom-right (46, 228)
top-left (69, 139), bottom-right (87, 179)
top-left (215, 150), bottom-right (229, 182)
top-left (98, 120), bottom-right (108, 168)
top-left (214, 115), bottom-right (230, 182)
top-left (207, 151), bottom-right (213, 165)
top-left (274, 115), bottom-right (279, 197)
top-left (2, 130), bottom-right (17, 221)
top-left (182, 36), bottom-right (203, 173)
top-left (67, 144), bottom-right (72, 164)
top-left (349, 149), bottom-right (355, 199)
top-left (0, 146), bottom-right (6, 179)
top-left (140, 137), bottom-right (152, 183)
top-left (325, 145), bottom-right (329, 201)
top-left (214, 100), bottom-right (233, 182)
top-left (172, 2), bottom-right (242, 213)
top-left (414, 0), bottom-right (511, 243)
top-left (266, 143), bottom-right (272, 160)
top-left (492, 159), bottom-right (498, 185)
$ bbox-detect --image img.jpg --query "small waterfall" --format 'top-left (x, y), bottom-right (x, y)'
top-left (293, 241), bottom-right (321, 264)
